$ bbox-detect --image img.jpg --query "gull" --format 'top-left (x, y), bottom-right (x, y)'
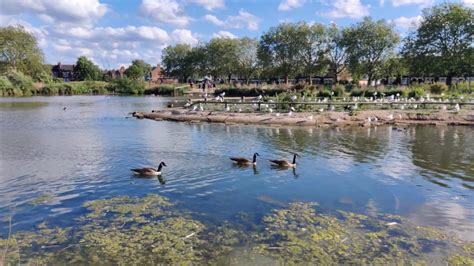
top-left (225, 105), bottom-right (230, 112)
top-left (329, 105), bottom-right (335, 111)
top-left (199, 104), bottom-right (204, 111)
top-left (387, 114), bottom-right (394, 120)
top-left (268, 108), bottom-right (273, 113)
top-left (308, 115), bottom-right (314, 120)
top-left (192, 105), bottom-right (197, 111)
top-left (454, 103), bottom-right (460, 111)
top-left (290, 95), bottom-right (297, 102)
top-left (318, 108), bottom-right (324, 113)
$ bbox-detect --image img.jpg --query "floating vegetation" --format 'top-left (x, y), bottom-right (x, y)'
top-left (27, 194), bottom-right (55, 205)
top-left (253, 202), bottom-right (472, 265)
top-left (1, 196), bottom-right (473, 265)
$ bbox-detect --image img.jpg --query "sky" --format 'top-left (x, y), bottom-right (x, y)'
top-left (0, 0), bottom-right (472, 69)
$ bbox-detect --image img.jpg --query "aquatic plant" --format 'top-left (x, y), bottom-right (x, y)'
top-left (253, 202), bottom-right (468, 264)
top-left (1, 196), bottom-right (473, 265)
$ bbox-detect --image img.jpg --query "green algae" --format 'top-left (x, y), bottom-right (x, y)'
top-left (27, 194), bottom-right (54, 205)
top-left (1, 196), bottom-right (474, 265)
top-left (253, 202), bottom-right (468, 265)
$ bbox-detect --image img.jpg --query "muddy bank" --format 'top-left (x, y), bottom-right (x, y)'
top-left (133, 108), bottom-right (474, 127)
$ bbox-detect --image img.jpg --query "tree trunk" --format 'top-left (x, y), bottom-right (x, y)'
top-left (285, 75), bottom-right (289, 85)
top-left (228, 74), bottom-right (232, 84)
top-left (309, 74), bottom-right (312, 85)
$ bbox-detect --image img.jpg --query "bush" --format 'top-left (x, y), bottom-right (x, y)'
top-left (0, 76), bottom-right (14, 96)
top-left (451, 82), bottom-right (473, 94)
top-left (7, 71), bottom-right (34, 94)
top-left (214, 87), bottom-right (287, 97)
top-left (108, 78), bottom-right (145, 95)
top-left (145, 84), bottom-right (186, 96)
top-left (429, 83), bottom-right (448, 94)
top-left (407, 85), bottom-right (426, 98)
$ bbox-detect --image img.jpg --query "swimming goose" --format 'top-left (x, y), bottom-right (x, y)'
top-left (230, 153), bottom-right (260, 165)
top-left (131, 162), bottom-right (167, 176)
top-left (269, 153), bottom-right (299, 168)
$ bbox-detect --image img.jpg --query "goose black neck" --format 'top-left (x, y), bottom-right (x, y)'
top-left (292, 154), bottom-right (297, 164)
top-left (157, 163), bottom-right (163, 171)
top-left (253, 154), bottom-right (257, 163)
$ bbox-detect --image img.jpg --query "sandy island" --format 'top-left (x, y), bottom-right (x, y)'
top-left (132, 108), bottom-right (474, 127)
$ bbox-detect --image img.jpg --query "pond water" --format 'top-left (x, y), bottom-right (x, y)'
top-left (0, 96), bottom-right (473, 263)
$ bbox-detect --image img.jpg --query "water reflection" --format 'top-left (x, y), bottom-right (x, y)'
top-left (0, 96), bottom-right (473, 241)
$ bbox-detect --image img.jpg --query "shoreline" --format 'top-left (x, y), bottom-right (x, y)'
top-left (133, 108), bottom-right (474, 127)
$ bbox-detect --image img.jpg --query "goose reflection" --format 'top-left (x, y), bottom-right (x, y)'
top-left (157, 175), bottom-right (166, 185)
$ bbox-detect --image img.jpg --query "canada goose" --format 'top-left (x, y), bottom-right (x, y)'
top-left (270, 153), bottom-right (299, 168)
top-left (230, 153), bottom-right (260, 165)
top-left (131, 162), bottom-right (167, 176)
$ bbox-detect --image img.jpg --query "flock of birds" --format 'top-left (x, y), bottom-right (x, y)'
top-left (183, 91), bottom-right (463, 115)
top-left (130, 153), bottom-right (299, 176)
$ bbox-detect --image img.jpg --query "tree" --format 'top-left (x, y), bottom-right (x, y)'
top-left (204, 37), bottom-right (239, 82)
top-left (162, 44), bottom-right (193, 82)
top-left (326, 24), bottom-right (347, 84)
top-left (236, 38), bottom-right (259, 83)
top-left (75, 56), bottom-right (102, 81)
top-left (381, 57), bottom-right (408, 85)
top-left (342, 17), bottom-right (399, 86)
top-left (0, 25), bottom-right (46, 79)
top-left (402, 3), bottom-right (474, 85)
top-left (258, 23), bottom-right (306, 84)
top-left (125, 59), bottom-right (151, 80)
top-left (298, 22), bottom-right (328, 85)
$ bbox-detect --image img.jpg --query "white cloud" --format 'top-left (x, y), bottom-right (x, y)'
top-left (278, 0), bottom-right (306, 11)
top-left (171, 29), bottom-right (199, 45)
top-left (390, 0), bottom-right (432, 7)
top-left (391, 15), bottom-right (422, 29)
top-left (204, 14), bottom-right (225, 26)
top-left (203, 9), bottom-right (261, 31)
top-left (189, 0), bottom-right (225, 10)
top-left (0, 0), bottom-right (107, 25)
top-left (139, 0), bottom-right (191, 27)
top-left (461, 0), bottom-right (474, 8)
top-left (212, 31), bottom-right (237, 39)
top-left (323, 0), bottom-right (370, 19)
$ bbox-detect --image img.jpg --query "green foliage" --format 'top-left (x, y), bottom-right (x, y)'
top-left (407, 85), bottom-right (426, 98)
top-left (75, 56), bottom-right (102, 81)
top-left (342, 17), bottom-right (400, 85)
top-left (125, 59), bottom-right (151, 80)
top-left (214, 87), bottom-right (286, 97)
top-left (108, 77), bottom-right (145, 94)
top-left (402, 3), bottom-right (474, 79)
top-left (451, 81), bottom-right (474, 94)
top-left (0, 25), bottom-right (45, 77)
top-left (145, 85), bottom-right (187, 96)
top-left (429, 83), bottom-right (448, 94)
top-left (40, 81), bottom-right (108, 95)
top-left (161, 44), bottom-right (194, 82)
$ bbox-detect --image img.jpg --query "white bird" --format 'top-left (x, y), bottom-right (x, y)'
top-left (288, 111), bottom-right (293, 116)
top-left (192, 105), bottom-right (197, 111)
top-left (400, 105), bottom-right (405, 110)
top-left (276, 113), bottom-right (280, 117)
top-left (225, 105), bottom-right (230, 112)
top-left (387, 114), bottom-right (394, 120)
top-left (290, 106), bottom-right (296, 112)
top-left (256, 95), bottom-right (263, 101)
top-left (268, 108), bottom-right (273, 113)
top-left (454, 103), bottom-right (460, 111)
top-left (184, 102), bottom-right (191, 107)
top-left (441, 105), bottom-right (447, 110)
top-left (290, 95), bottom-right (297, 102)
top-left (238, 108), bottom-right (242, 113)
top-left (199, 104), bottom-right (204, 111)
top-left (367, 117), bottom-right (372, 123)
top-left (308, 115), bottom-right (314, 120)
top-left (329, 105), bottom-right (335, 111)
top-left (318, 108), bottom-right (324, 113)
top-left (219, 92), bottom-right (226, 98)
top-left (215, 96), bottom-right (220, 101)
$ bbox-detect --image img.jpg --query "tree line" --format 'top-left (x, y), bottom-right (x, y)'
top-left (161, 3), bottom-right (473, 86)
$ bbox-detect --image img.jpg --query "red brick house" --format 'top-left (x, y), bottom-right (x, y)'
top-left (150, 64), bottom-right (164, 82)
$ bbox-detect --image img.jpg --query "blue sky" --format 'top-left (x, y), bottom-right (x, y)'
top-left (0, 0), bottom-right (472, 69)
